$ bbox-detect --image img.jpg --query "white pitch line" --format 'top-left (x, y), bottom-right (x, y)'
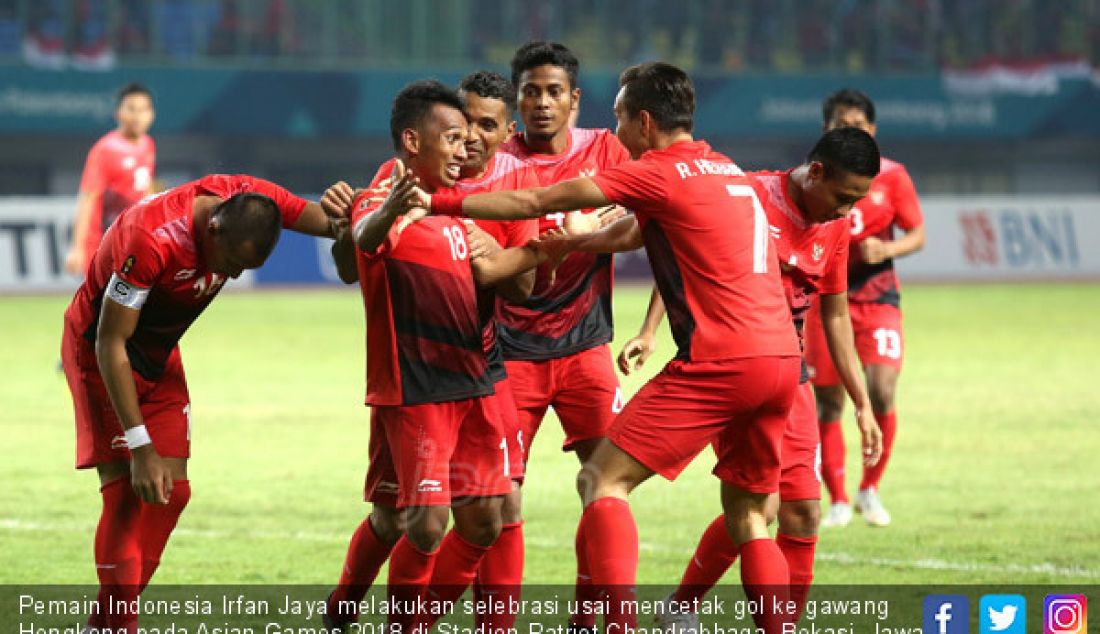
top-left (3, 517), bottom-right (1097, 580)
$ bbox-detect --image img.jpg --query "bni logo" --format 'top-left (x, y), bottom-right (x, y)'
top-left (924, 595), bottom-right (969, 634)
top-left (980, 595), bottom-right (1025, 634)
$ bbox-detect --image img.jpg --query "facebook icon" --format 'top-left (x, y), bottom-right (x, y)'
top-left (924, 595), bottom-right (970, 634)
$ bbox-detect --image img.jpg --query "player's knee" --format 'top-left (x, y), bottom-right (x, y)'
top-left (814, 389), bottom-right (845, 422)
top-left (868, 381), bottom-right (896, 414)
top-left (369, 506), bottom-right (404, 545)
top-left (404, 508), bottom-right (449, 552)
top-left (455, 510), bottom-right (502, 548)
top-left (778, 500), bottom-right (821, 537)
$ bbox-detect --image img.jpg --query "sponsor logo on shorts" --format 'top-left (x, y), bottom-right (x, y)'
top-left (110, 435), bottom-right (128, 450)
top-left (611, 387), bottom-right (625, 414)
top-left (418, 479), bottom-right (443, 493)
top-left (174, 268), bottom-right (197, 280)
top-left (378, 481), bottom-right (399, 494)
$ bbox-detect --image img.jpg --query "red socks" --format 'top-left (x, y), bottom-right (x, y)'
top-left (776, 533), bottom-right (817, 621)
top-left (578, 497), bottom-right (639, 631)
top-left (387, 535), bottom-right (438, 633)
top-left (672, 515), bottom-right (739, 604)
top-left (860, 411), bottom-right (897, 491)
top-left (474, 522), bottom-right (524, 631)
top-left (328, 517), bottom-right (397, 623)
top-left (138, 479), bottom-right (190, 590)
top-left (819, 420), bottom-right (848, 503)
top-left (422, 529), bottom-right (490, 628)
top-left (90, 479), bottom-right (143, 632)
top-left (569, 519), bottom-right (598, 628)
top-left (739, 538), bottom-right (791, 634)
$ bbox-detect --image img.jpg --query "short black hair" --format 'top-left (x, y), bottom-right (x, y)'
top-left (459, 70), bottom-right (517, 114)
top-left (618, 62), bottom-right (694, 133)
top-left (116, 82), bottom-right (152, 107)
top-left (822, 88), bottom-right (875, 125)
top-left (807, 127), bottom-right (881, 179)
top-left (390, 80), bottom-right (466, 152)
top-left (213, 192), bottom-right (282, 261)
top-left (510, 41), bottom-right (579, 89)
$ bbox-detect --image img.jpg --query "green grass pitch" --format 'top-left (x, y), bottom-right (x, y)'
top-left (1, 283), bottom-right (1098, 586)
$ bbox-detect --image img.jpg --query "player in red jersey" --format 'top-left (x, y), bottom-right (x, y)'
top-left (320, 74), bottom-right (540, 633)
top-left (425, 62), bottom-right (801, 634)
top-left (807, 89), bottom-right (926, 528)
top-left (66, 82), bottom-right (156, 275)
top-left (618, 129), bottom-right (886, 630)
top-left (323, 80), bottom-right (559, 634)
top-left (498, 42), bottom-right (632, 628)
top-left (61, 174), bottom-right (347, 633)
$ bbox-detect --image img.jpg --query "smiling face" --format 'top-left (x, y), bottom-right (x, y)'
top-left (801, 162), bottom-right (874, 223)
top-left (405, 103), bottom-right (469, 190)
top-left (516, 64), bottom-right (578, 143)
top-left (461, 92), bottom-right (515, 177)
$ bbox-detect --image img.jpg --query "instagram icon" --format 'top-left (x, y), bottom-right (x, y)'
top-left (1044, 595), bottom-right (1087, 634)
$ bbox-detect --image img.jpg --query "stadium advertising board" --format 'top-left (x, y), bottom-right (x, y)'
top-left (899, 197), bottom-right (1100, 282)
top-left (2, 196), bottom-right (1097, 292)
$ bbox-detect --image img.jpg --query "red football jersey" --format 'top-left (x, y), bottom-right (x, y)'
top-left (64, 174), bottom-right (308, 379)
top-left (751, 170), bottom-right (850, 326)
top-left (497, 128), bottom-right (630, 360)
top-left (79, 130), bottom-right (156, 254)
top-left (353, 160), bottom-right (494, 407)
top-left (846, 157), bottom-right (923, 305)
top-left (591, 140), bottom-right (799, 362)
top-left (454, 153), bottom-right (540, 382)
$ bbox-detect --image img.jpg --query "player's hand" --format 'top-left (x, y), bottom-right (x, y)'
top-left (597, 205), bottom-right (628, 229)
top-left (617, 334), bottom-right (656, 375)
top-left (463, 219), bottom-right (501, 260)
top-left (130, 445), bottom-right (173, 505)
top-left (855, 403), bottom-right (883, 467)
top-left (562, 205), bottom-right (622, 236)
top-left (64, 248), bottom-right (85, 275)
top-left (530, 228), bottom-right (573, 281)
top-left (381, 160), bottom-right (428, 219)
top-left (321, 181), bottom-right (356, 218)
top-left (859, 237), bottom-right (891, 264)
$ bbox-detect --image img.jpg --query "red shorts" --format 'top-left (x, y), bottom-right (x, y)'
top-left (373, 395), bottom-right (511, 508)
top-left (609, 356), bottom-right (800, 493)
top-left (364, 381), bottom-right (524, 505)
top-left (62, 330), bottom-right (191, 470)
top-left (777, 382), bottom-right (821, 501)
top-left (805, 301), bottom-right (904, 386)
top-left (504, 344), bottom-right (623, 454)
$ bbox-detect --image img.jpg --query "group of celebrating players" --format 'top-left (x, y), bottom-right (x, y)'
top-left (61, 40), bottom-right (924, 634)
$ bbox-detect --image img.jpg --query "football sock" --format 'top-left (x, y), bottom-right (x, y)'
top-left (569, 519), bottom-right (597, 628)
top-left (739, 538), bottom-right (791, 634)
top-left (671, 514), bottom-right (739, 605)
top-left (421, 529), bottom-right (490, 628)
top-left (138, 479), bottom-right (190, 591)
top-left (473, 521), bottom-right (524, 631)
top-left (860, 411), bottom-right (897, 491)
top-left (387, 535), bottom-right (437, 634)
top-left (92, 478), bottom-right (143, 633)
top-left (819, 420), bottom-right (848, 503)
top-left (579, 497), bottom-right (639, 631)
top-left (328, 516), bottom-right (396, 623)
top-left (776, 533), bottom-right (817, 621)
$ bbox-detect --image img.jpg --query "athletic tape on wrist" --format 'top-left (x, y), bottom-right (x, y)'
top-left (124, 425), bottom-right (153, 449)
top-left (432, 191), bottom-right (467, 216)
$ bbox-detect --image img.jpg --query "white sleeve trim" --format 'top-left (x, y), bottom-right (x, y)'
top-left (105, 273), bottom-right (150, 309)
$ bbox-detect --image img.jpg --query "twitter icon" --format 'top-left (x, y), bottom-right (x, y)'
top-left (980, 595), bottom-right (1026, 634)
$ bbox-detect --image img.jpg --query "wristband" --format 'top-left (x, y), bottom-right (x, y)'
top-left (431, 191), bottom-right (467, 216)
top-left (124, 424), bottom-right (153, 450)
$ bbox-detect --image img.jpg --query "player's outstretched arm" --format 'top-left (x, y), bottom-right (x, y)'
top-left (330, 225), bottom-right (358, 284)
top-left (860, 223), bottom-right (926, 264)
top-left (96, 296), bottom-right (173, 505)
top-left (464, 221), bottom-right (536, 299)
top-left (432, 177), bottom-right (611, 220)
top-left (819, 292), bottom-right (883, 466)
top-left (546, 214), bottom-right (644, 255)
top-left (354, 162), bottom-right (422, 253)
top-left (618, 286), bottom-right (665, 375)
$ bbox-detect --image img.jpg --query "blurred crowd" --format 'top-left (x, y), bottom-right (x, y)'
top-left (5, 0), bottom-right (1100, 73)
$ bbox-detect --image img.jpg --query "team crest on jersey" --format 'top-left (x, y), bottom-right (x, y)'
top-left (869, 189), bottom-right (885, 205)
top-left (122, 156), bottom-right (136, 169)
top-left (121, 255), bottom-right (135, 274)
top-left (174, 269), bottom-right (197, 280)
top-left (812, 243), bottom-right (824, 261)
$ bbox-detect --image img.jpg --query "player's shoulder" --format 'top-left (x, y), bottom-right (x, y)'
top-left (878, 156), bottom-right (909, 179)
